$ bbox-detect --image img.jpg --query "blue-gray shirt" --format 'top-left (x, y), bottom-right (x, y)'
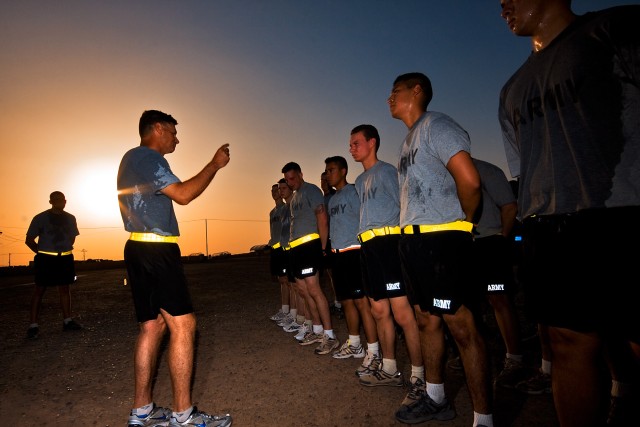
top-left (289, 181), bottom-right (324, 240)
top-left (117, 146), bottom-right (181, 236)
top-left (397, 111), bottom-right (469, 227)
top-left (328, 184), bottom-right (360, 249)
top-left (355, 160), bottom-right (400, 233)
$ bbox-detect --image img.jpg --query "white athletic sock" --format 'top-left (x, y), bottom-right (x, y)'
top-left (367, 342), bottom-right (380, 355)
top-left (348, 335), bottom-right (360, 346)
top-left (382, 358), bottom-right (397, 374)
top-left (411, 365), bottom-right (425, 381)
top-left (426, 382), bottom-right (445, 404)
top-left (173, 406), bottom-right (194, 423)
top-left (133, 402), bottom-right (154, 416)
top-left (506, 353), bottom-right (523, 363)
top-left (473, 412), bottom-right (493, 427)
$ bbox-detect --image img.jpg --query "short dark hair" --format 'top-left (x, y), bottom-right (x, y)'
top-left (139, 110), bottom-right (178, 138)
top-left (281, 162), bottom-right (301, 174)
top-left (324, 155), bottom-right (348, 173)
top-left (351, 124), bottom-right (381, 153)
top-left (278, 178), bottom-right (286, 184)
top-left (393, 72), bottom-right (433, 110)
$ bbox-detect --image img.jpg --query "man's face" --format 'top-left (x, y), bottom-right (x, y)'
top-left (324, 162), bottom-right (344, 188)
top-left (278, 182), bottom-right (292, 199)
top-left (387, 82), bottom-right (416, 120)
top-left (158, 123), bottom-right (179, 155)
top-left (283, 169), bottom-right (303, 191)
top-left (500, 0), bottom-right (540, 36)
top-left (50, 193), bottom-right (67, 210)
top-left (271, 185), bottom-right (280, 201)
top-left (349, 131), bottom-right (373, 163)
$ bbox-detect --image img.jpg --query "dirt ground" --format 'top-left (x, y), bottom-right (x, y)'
top-left (0, 254), bottom-right (558, 427)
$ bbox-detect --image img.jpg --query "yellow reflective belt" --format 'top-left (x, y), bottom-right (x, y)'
top-left (129, 232), bottom-right (179, 243)
top-left (272, 242), bottom-right (281, 249)
top-left (402, 221), bottom-right (473, 234)
top-left (38, 250), bottom-right (73, 256)
top-left (357, 226), bottom-right (401, 243)
top-left (289, 233), bottom-right (320, 248)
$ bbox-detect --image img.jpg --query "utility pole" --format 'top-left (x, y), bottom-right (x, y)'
top-left (80, 248), bottom-right (87, 261)
top-left (205, 219), bottom-right (209, 257)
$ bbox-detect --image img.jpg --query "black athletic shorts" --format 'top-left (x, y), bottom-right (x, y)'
top-left (360, 234), bottom-right (407, 301)
top-left (472, 234), bottom-right (515, 296)
top-left (288, 237), bottom-right (322, 280)
top-left (331, 249), bottom-right (366, 301)
top-left (34, 253), bottom-right (76, 287)
top-left (399, 231), bottom-right (474, 314)
top-left (521, 206), bottom-right (640, 343)
top-left (124, 240), bottom-right (194, 323)
top-left (270, 247), bottom-right (288, 277)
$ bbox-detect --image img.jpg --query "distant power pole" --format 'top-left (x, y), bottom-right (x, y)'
top-left (81, 249), bottom-right (87, 261)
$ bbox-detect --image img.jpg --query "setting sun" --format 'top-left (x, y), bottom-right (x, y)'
top-left (68, 162), bottom-right (121, 225)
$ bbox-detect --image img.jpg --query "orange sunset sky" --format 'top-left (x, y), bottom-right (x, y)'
top-left (0, 0), bottom-right (618, 267)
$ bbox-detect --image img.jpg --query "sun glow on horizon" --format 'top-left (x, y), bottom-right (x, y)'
top-left (68, 163), bottom-right (121, 226)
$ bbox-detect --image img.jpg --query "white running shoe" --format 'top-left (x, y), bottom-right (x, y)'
top-left (332, 340), bottom-right (365, 359)
top-left (294, 323), bottom-right (311, 341)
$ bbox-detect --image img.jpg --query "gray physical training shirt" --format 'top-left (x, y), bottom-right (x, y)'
top-left (473, 158), bottom-right (516, 238)
top-left (328, 184), bottom-right (360, 249)
top-left (289, 181), bottom-right (323, 241)
top-left (355, 160), bottom-right (400, 233)
top-left (117, 146), bottom-right (181, 236)
top-left (397, 111), bottom-right (469, 227)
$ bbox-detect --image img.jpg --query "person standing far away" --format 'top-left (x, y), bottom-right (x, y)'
top-left (25, 191), bottom-right (82, 339)
top-left (281, 161), bottom-right (339, 355)
top-left (117, 109), bottom-right (232, 427)
top-left (349, 124), bottom-right (426, 414)
top-left (499, 1), bottom-right (640, 426)
top-left (323, 155), bottom-right (379, 363)
top-left (389, 72), bottom-right (493, 427)
top-left (268, 182), bottom-right (292, 324)
top-left (471, 157), bottom-right (526, 390)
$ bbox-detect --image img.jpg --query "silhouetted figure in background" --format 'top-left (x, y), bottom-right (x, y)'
top-left (25, 190), bottom-right (81, 339)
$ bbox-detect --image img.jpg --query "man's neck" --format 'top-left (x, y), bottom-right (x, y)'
top-left (531, 8), bottom-right (576, 52)
top-left (361, 157), bottom-right (378, 171)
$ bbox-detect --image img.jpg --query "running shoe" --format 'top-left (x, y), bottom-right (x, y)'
top-left (402, 377), bottom-right (426, 407)
top-left (332, 340), bottom-right (365, 359)
top-left (299, 332), bottom-right (324, 346)
top-left (446, 355), bottom-right (463, 371)
top-left (168, 406), bottom-right (232, 427)
top-left (127, 403), bottom-right (171, 427)
top-left (276, 313), bottom-right (295, 327)
top-left (63, 319), bottom-right (83, 331)
top-left (294, 323), bottom-right (311, 342)
top-left (27, 326), bottom-right (39, 340)
top-left (282, 321), bottom-right (303, 333)
top-left (359, 367), bottom-right (404, 387)
top-left (515, 370), bottom-right (552, 395)
top-left (494, 358), bottom-right (526, 389)
top-left (269, 310), bottom-right (287, 322)
top-left (395, 394), bottom-right (456, 424)
top-left (355, 352), bottom-right (381, 377)
top-left (314, 334), bottom-right (340, 355)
